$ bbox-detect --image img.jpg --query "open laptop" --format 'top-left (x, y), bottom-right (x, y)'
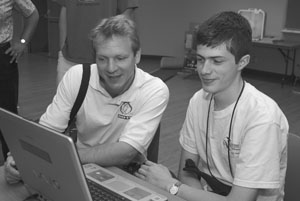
top-left (0, 108), bottom-right (168, 201)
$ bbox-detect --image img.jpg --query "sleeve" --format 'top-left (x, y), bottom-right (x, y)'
top-left (14, 0), bottom-right (36, 17)
top-left (233, 122), bottom-right (287, 189)
top-left (118, 79), bottom-right (169, 155)
top-left (179, 97), bottom-right (199, 155)
top-left (117, 0), bottom-right (139, 13)
top-left (39, 65), bottom-right (82, 133)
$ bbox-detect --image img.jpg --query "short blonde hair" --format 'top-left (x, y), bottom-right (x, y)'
top-left (89, 15), bottom-right (140, 55)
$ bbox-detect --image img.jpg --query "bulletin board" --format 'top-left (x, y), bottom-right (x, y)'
top-left (284, 0), bottom-right (300, 32)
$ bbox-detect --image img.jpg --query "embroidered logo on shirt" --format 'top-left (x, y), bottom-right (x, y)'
top-left (118, 102), bottom-right (132, 120)
top-left (223, 137), bottom-right (241, 156)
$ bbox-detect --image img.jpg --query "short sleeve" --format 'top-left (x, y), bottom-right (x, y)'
top-left (179, 98), bottom-right (199, 155)
top-left (14, 0), bottom-right (36, 17)
top-left (39, 65), bottom-right (82, 133)
top-left (233, 123), bottom-right (287, 189)
top-left (119, 78), bottom-right (169, 155)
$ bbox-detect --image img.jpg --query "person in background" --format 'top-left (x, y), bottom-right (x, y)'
top-left (0, 0), bottom-right (39, 161)
top-left (5, 14), bottom-right (169, 185)
top-left (53, 0), bottom-right (139, 86)
top-left (135, 11), bottom-right (289, 201)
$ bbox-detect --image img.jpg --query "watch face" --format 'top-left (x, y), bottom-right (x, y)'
top-left (169, 185), bottom-right (178, 195)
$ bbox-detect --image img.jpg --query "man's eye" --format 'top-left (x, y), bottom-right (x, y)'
top-left (117, 57), bottom-right (126, 61)
top-left (196, 58), bottom-right (204, 64)
top-left (97, 57), bottom-right (105, 62)
top-left (213, 60), bottom-right (223, 64)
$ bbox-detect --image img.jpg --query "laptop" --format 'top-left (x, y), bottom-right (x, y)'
top-left (0, 108), bottom-right (168, 201)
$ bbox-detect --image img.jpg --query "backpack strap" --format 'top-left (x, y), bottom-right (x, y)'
top-left (64, 63), bottom-right (91, 134)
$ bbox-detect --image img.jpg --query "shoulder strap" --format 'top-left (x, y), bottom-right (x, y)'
top-left (64, 63), bottom-right (91, 133)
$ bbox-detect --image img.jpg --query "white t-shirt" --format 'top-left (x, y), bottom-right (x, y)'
top-left (179, 82), bottom-right (289, 201)
top-left (40, 64), bottom-right (169, 159)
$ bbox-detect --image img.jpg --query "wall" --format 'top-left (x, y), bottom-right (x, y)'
top-left (137, 0), bottom-right (300, 75)
top-left (13, 0), bottom-right (300, 75)
top-left (285, 0), bottom-right (300, 31)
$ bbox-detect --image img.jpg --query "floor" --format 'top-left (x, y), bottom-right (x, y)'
top-left (1, 53), bottom-right (300, 174)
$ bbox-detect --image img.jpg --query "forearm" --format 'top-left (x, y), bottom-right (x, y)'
top-left (179, 170), bottom-right (203, 189)
top-left (177, 184), bottom-right (226, 201)
top-left (21, 9), bottom-right (39, 43)
top-left (179, 184), bottom-right (259, 201)
top-left (78, 141), bottom-right (139, 166)
top-left (177, 149), bottom-right (203, 189)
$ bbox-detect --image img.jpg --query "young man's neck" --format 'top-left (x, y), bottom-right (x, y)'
top-left (213, 79), bottom-right (244, 111)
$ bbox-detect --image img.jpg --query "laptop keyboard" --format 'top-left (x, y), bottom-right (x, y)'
top-left (87, 179), bottom-right (131, 201)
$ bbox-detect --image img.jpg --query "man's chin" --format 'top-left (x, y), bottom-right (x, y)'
top-left (202, 85), bottom-right (216, 94)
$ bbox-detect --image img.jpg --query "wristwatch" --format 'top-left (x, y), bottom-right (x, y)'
top-left (169, 181), bottom-right (182, 195)
top-left (20, 38), bottom-right (26, 44)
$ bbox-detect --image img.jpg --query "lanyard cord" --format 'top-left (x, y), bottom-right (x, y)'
top-left (205, 95), bottom-right (216, 179)
top-left (205, 80), bottom-right (245, 179)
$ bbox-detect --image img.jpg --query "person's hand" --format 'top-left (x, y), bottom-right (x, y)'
top-left (135, 160), bottom-right (178, 191)
top-left (5, 41), bottom-right (27, 63)
top-left (4, 155), bottom-right (22, 184)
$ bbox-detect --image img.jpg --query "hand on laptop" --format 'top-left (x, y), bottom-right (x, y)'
top-left (4, 154), bottom-right (22, 184)
top-left (135, 160), bottom-right (178, 192)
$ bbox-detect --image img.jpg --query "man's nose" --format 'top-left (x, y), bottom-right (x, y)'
top-left (198, 60), bottom-right (211, 74)
top-left (107, 59), bottom-right (117, 73)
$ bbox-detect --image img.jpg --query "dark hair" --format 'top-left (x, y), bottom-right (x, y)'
top-left (196, 11), bottom-right (252, 63)
top-left (89, 15), bottom-right (140, 55)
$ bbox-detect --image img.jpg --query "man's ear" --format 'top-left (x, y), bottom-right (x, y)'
top-left (135, 49), bottom-right (141, 64)
top-left (237, 54), bottom-right (250, 70)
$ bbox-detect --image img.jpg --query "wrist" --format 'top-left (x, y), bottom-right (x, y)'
top-left (20, 38), bottom-right (27, 45)
top-left (167, 179), bottom-right (182, 195)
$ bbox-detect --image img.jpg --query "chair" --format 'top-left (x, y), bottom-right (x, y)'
top-left (284, 133), bottom-right (300, 201)
top-left (147, 124), bottom-right (161, 163)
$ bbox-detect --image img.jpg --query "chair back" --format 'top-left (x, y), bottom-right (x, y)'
top-left (147, 124), bottom-right (161, 163)
top-left (285, 133), bottom-right (300, 201)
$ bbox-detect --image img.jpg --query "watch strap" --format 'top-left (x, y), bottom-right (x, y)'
top-left (174, 181), bottom-right (182, 188)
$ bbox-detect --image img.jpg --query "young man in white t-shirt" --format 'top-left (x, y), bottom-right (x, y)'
top-left (135, 11), bottom-right (289, 201)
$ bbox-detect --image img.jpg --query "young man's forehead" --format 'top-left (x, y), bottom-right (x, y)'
top-left (197, 42), bottom-right (228, 50)
top-left (197, 43), bottom-right (232, 57)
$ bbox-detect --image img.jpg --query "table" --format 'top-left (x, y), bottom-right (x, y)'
top-left (252, 38), bottom-right (300, 86)
top-left (0, 166), bottom-right (185, 201)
